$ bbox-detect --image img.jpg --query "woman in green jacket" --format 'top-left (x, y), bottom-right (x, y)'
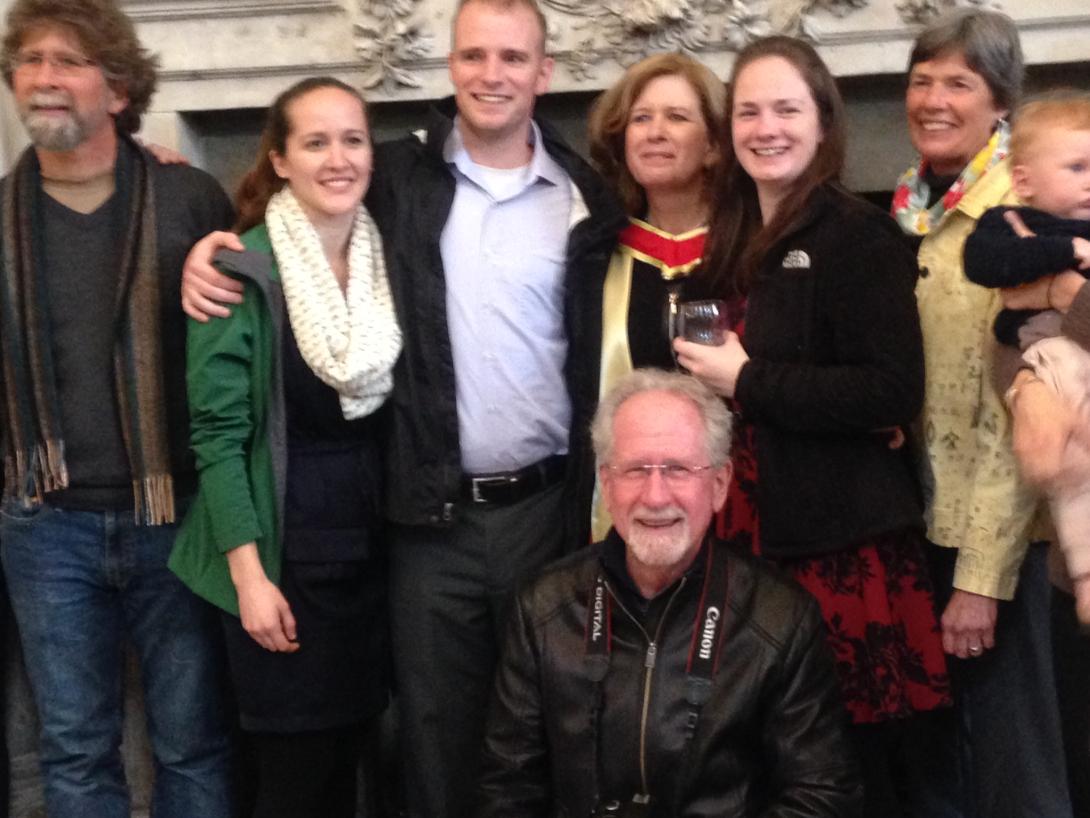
top-left (170, 77), bottom-right (401, 818)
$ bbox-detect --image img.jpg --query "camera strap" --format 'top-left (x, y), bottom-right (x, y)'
top-left (584, 569), bottom-right (613, 675)
top-left (584, 570), bottom-right (612, 810)
top-left (582, 541), bottom-right (731, 809)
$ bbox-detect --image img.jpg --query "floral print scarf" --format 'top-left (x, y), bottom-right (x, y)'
top-left (892, 120), bottom-right (1010, 236)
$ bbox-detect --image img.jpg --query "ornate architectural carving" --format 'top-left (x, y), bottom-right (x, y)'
top-left (722, 1), bottom-right (774, 50)
top-left (352, 0), bottom-right (435, 91)
top-left (541, 0), bottom-right (875, 77)
top-left (894, 0), bottom-right (996, 25)
top-left (123, 0), bottom-right (1090, 124)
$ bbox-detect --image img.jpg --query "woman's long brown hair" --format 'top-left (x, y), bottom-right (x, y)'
top-left (702, 36), bottom-right (847, 297)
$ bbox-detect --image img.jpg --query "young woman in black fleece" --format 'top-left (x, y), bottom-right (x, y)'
top-left (673, 35), bottom-right (949, 817)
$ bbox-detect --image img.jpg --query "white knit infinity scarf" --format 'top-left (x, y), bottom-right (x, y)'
top-left (265, 186), bottom-right (401, 419)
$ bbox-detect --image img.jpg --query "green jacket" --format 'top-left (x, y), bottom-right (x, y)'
top-left (169, 225), bottom-right (288, 616)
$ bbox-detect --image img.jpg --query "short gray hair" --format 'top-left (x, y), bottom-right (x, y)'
top-left (908, 8), bottom-right (1024, 113)
top-left (591, 369), bottom-right (733, 469)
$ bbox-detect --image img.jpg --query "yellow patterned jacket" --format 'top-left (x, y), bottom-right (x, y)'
top-left (915, 158), bottom-right (1038, 600)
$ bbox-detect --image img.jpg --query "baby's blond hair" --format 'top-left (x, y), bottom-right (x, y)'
top-left (1011, 90), bottom-right (1090, 162)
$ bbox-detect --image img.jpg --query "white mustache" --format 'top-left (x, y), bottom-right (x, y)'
top-left (28, 92), bottom-right (71, 108)
top-left (633, 506), bottom-right (685, 523)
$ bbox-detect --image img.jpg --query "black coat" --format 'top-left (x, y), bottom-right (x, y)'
top-left (734, 187), bottom-right (925, 557)
top-left (478, 534), bottom-right (862, 818)
top-left (366, 100), bottom-right (626, 547)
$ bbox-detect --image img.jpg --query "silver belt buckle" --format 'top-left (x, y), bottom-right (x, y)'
top-left (470, 475), bottom-right (512, 504)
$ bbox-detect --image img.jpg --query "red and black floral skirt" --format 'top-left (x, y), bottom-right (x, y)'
top-left (719, 418), bottom-right (951, 725)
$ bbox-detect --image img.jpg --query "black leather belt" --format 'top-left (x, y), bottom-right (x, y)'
top-left (461, 454), bottom-right (567, 505)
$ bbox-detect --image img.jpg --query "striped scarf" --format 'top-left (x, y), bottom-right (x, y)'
top-left (0, 136), bottom-right (176, 524)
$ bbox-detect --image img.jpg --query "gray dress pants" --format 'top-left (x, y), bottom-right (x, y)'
top-left (388, 482), bottom-right (566, 818)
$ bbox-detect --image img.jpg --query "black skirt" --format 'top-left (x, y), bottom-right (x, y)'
top-left (222, 556), bottom-right (388, 733)
top-left (223, 313), bottom-right (390, 734)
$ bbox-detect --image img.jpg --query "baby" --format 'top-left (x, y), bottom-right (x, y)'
top-left (964, 91), bottom-right (1090, 616)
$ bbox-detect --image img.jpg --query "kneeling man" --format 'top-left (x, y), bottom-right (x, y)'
top-left (478, 369), bottom-right (861, 817)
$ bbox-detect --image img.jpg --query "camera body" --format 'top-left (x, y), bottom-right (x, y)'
top-left (591, 794), bottom-right (653, 817)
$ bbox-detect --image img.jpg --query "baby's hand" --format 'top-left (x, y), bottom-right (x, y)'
top-left (1073, 236), bottom-right (1090, 271)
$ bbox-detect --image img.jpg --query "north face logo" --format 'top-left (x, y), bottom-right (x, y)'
top-left (782, 249), bottom-right (811, 269)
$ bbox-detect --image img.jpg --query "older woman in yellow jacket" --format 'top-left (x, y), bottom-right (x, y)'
top-left (894, 8), bottom-right (1069, 818)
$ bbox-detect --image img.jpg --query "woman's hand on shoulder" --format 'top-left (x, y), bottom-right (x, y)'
top-left (226, 543), bottom-right (299, 653)
top-left (139, 140), bottom-right (191, 166)
top-left (673, 332), bottom-right (749, 398)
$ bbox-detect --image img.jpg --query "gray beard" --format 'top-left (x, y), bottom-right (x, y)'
top-left (625, 517), bottom-right (692, 569)
top-left (22, 112), bottom-right (85, 152)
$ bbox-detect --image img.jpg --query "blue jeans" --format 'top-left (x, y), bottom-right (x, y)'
top-left (0, 502), bottom-right (233, 818)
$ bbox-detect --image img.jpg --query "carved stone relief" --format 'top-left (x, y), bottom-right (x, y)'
top-left (105, 1), bottom-right (1090, 119)
top-left (537, 0), bottom-right (892, 79)
top-left (352, 0), bottom-right (436, 91)
top-left (337, 0), bottom-right (1034, 97)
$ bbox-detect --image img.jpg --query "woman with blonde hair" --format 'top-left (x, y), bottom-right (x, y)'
top-left (587, 51), bottom-right (726, 537)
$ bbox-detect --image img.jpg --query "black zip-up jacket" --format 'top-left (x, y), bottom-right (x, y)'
top-left (366, 100), bottom-right (626, 545)
top-left (733, 186), bottom-right (925, 557)
top-left (478, 533), bottom-right (862, 817)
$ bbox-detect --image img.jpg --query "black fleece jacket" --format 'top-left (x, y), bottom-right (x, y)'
top-left (733, 186), bottom-right (925, 556)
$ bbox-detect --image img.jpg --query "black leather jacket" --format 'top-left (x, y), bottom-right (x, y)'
top-left (478, 533), bottom-right (862, 818)
top-left (366, 100), bottom-right (626, 546)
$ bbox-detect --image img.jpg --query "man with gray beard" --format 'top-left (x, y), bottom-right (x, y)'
top-left (0, 1), bottom-right (234, 815)
top-left (478, 369), bottom-right (861, 818)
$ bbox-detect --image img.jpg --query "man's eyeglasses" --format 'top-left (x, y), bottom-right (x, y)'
top-left (10, 51), bottom-right (97, 76)
top-left (606, 463), bottom-right (714, 486)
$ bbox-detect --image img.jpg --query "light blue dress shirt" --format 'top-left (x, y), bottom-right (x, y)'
top-left (441, 120), bottom-right (576, 474)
